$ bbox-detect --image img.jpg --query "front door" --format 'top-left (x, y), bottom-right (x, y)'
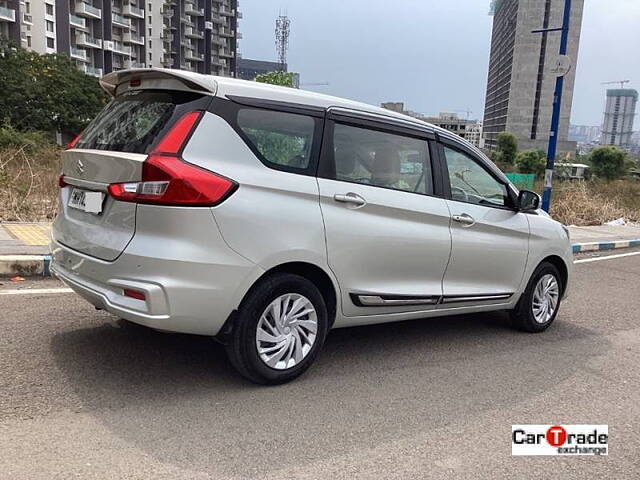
top-left (317, 118), bottom-right (452, 317)
top-left (439, 143), bottom-right (529, 306)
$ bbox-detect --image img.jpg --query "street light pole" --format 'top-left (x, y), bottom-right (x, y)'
top-left (533, 0), bottom-right (572, 213)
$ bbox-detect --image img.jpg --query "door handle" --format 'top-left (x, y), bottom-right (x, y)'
top-left (334, 192), bottom-right (367, 207)
top-left (452, 213), bottom-right (475, 226)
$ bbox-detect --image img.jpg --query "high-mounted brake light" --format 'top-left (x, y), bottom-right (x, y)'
top-left (107, 111), bottom-right (237, 207)
top-left (65, 134), bottom-right (81, 150)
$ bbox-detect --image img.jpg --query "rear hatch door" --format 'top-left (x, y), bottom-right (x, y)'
top-left (54, 88), bottom-right (210, 260)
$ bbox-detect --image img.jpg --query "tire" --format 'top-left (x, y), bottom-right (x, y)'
top-left (510, 262), bottom-right (563, 333)
top-left (225, 273), bottom-right (329, 385)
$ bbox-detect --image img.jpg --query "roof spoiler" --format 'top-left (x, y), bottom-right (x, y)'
top-left (99, 68), bottom-right (218, 97)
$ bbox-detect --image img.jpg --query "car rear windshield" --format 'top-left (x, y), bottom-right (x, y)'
top-left (76, 90), bottom-right (206, 153)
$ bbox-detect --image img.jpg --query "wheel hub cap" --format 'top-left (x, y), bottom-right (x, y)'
top-left (256, 293), bottom-right (318, 370)
top-left (532, 274), bottom-right (559, 324)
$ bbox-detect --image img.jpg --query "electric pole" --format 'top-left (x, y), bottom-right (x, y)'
top-left (532, 0), bottom-right (573, 213)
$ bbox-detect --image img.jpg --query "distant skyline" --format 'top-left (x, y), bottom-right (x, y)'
top-left (238, 0), bottom-right (640, 127)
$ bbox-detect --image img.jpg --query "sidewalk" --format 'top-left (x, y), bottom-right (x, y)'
top-left (1, 221), bottom-right (640, 276)
top-left (0, 223), bottom-right (51, 256)
top-left (0, 223), bottom-right (51, 276)
top-left (569, 223), bottom-right (640, 253)
top-left (568, 223), bottom-right (640, 244)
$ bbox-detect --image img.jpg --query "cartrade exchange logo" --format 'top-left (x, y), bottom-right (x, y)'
top-left (512, 425), bottom-right (608, 456)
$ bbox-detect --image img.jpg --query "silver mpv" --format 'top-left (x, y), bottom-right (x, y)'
top-left (52, 69), bottom-right (573, 384)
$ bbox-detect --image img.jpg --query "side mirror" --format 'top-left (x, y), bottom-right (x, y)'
top-left (517, 190), bottom-right (541, 212)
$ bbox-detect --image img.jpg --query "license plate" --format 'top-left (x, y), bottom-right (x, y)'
top-left (68, 188), bottom-right (104, 214)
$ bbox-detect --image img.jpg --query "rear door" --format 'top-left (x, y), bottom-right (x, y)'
top-left (53, 89), bottom-right (210, 260)
top-left (317, 113), bottom-right (452, 317)
top-left (437, 141), bottom-right (529, 306)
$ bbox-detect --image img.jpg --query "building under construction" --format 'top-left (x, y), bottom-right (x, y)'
top-left (483, 0), bottom-right (584, 154)
top-left (601, 89), bottom-right (638, 149)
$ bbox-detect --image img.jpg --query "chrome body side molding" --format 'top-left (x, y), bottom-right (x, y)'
top-left (350, 292), bottom-right (513, 307)
top-left (350, 293), bottom-right (440, 307)
top-left (440, 293), bottom-right (513, 304)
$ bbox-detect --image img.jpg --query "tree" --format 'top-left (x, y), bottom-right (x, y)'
top-left (589, 145), bottom-right (628, 180)
top-left (496, 132), bottom-right (518, 165)
top-left (255, 71), bottom-right (297, 88)
top-left (0, 40), bottom-right (108, 135)
top-left (516, 150), bottom-right (546, 178)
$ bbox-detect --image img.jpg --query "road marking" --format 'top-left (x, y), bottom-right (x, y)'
top-left (0, 288), bottom-right (73, 295)
top-left (574, 251), bottom-right (640, 264)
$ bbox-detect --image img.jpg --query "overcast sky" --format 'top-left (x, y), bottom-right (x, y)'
top-left (238, 0), bottom-right (640, 127)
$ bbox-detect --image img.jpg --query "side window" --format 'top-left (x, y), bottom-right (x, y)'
top-left (237, 108), bottom-right (315, 170)
top-left (332, 123), bottom-right (433, 195)
top-left (443, 146), bottom-right (509, 207)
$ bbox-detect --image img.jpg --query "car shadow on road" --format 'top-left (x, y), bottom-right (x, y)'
top-left (50, 309), bottom-right (608, 477)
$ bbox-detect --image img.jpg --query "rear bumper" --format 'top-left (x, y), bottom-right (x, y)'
top-left (50, 206), bottom-right (263, 336)
top-left (52, 259), bottom-right (172, 328)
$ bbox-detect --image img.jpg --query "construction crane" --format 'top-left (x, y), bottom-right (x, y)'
top-left (601, 80), bottom-right (630, 89)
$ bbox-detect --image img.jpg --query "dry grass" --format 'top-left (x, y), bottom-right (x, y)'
top-left (1, 147), bottom-right (639, 226)
top-left (0, 147), bottom-right (61, 222)
top-left (549, 180), bottom-right (640, 226)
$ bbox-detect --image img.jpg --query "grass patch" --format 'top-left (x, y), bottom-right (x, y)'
top-left (545, 180), bottom-right (640, 226)
top-left (0, 146), bottom-right (61, 222)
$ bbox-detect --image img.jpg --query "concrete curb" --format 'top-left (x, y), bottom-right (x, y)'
top-left (1, 239), bottom-right (639, 277)
top-left (572, 239), bottom-right (640, 254)
top-left (0, 255), bottom-right (51, 277)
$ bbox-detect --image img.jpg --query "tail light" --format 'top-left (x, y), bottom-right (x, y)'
top-left (108, 111), bottom-right (237, 207)
top-left (66, 134), bottom-right (81, 150)
top-left (58, 174), bottom-right (68, 188)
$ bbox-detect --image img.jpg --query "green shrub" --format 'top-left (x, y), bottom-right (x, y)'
top-left (496, 132), bottom-right (518, 165)
top-left (0, 123), bottom-right (52, 153)
top-left (0, 39), bottom-right (108, 135)
top-left (255, 71), bottom-right (297, 88)
top-left (516, 150), bottom-right (546, 178)
top-left (589, 146), bottom-right (628, 180)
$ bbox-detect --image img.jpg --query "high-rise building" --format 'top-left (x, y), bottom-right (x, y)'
top-left (0, 1), bottom-right (22, 43)
top-left (3, 1), bottom-right (240, 78)
top-left (483, 0), bottom-right (584, 154)
top-left (601, 89), bottom-right (638, 148)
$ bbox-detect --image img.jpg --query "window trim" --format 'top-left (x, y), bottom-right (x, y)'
top-left (227, 95), bottom-right (325, 118)
top-left (438, 139), bottom-right (518, 210)
top-left (328, 109), bottom-right (436, 140)
top-left (318, 118), bottom-right (442, 198)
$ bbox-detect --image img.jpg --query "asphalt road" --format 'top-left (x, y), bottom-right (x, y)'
top-left (1, 251), bottom-right (639, 479)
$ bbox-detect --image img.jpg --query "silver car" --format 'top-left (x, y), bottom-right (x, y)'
top-left (52, 68), bottom-right (572, 384)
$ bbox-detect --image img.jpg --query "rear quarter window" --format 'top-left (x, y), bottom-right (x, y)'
top-left (237, 108), bottom-right (316, 171)
top-left (76, 90), bottom-right (206, 153)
